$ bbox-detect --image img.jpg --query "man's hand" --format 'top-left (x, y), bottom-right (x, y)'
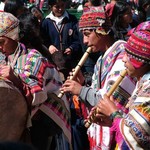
top-left (97, 94), bottom-right (118, 116)
top-left (60, 79), bottom-right (82, 95)
top-left (0, 65), bottom-right (16, 81)
top-left (85, 106), bottom-right (112, 127)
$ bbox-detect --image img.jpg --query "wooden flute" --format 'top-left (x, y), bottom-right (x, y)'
top-left (84, 69), bottom-right (127, 128)
top-left (58, 47), bottom-right (92, 98)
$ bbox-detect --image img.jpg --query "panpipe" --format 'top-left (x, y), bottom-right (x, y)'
top-left (84, 69), bottom-right (127, 128)
top-left (58, 47), bottom-right (92, 98)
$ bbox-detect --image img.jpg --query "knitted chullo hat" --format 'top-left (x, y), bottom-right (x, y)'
top-left (125, 30), bottom-right (150, 67)
top-left (0, 12), bottom-right (19, 41)
top-left (79, 6), bottom-right (111, 35)
top-left (127, 21), bottom-right (150, 36)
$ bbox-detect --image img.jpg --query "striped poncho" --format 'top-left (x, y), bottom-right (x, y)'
top-left (7, 43), bottom-right (71, 145)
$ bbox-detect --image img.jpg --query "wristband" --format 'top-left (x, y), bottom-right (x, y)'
top-left (109, 110), bottom-right (122, 121)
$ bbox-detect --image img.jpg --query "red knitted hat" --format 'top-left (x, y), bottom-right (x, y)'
top-left (79, 6), bottom-right (111, 35)
top-left (127, 21), bottom-right (150, 36)
top-left (125, 30), bottom-right (150, 67)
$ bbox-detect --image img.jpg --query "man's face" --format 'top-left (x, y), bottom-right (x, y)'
top-left (122, 52), bottom-right (138, 77)
top-left (82, 29), bottom-right (106, 53)
top-left (0, 36), bottom-right (16, 57)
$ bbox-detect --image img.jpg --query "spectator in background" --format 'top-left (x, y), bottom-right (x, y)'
top-left (4, 0), bottom-right (29, 17)
top-left (29, 0), bottom-right (35, 4)
top-left (107, 1), bottom-right (135, 41)
top-left (70, 0), bottom-right (83, 9)
top-left (138, 0), bottom-right (150, 21)
top-left (29, 5), bottom-right (44, 23)
top-left (35, 0), bottom-right (46, 10)
top-left (41, 0), bottom-right (82, 80)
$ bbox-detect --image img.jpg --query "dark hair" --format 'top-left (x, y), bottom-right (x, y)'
top-left (4, 0), bottom-right (28, 17)
top-left (0, 0), bottom-right (5, 2)
top-left (137, 0), bottom-right (150, 21)
top-left (83, 0), bottom-right (101, 6)
top-left (18, 12), bottom-right (54, 63)
top-left (29, 5), bottom-right (43, 15)
top-left (48, 0), bottom-right (67, 6)
top-left (29, 5), bottom-right (43, 22)
top-left (89, 0), bottom-right (101, 6)
top-left (110, 1), bottom-right (131, 40)
top-left (138, 0), bottom-right (150, 7)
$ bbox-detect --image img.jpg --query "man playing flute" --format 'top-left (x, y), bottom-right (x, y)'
top-left (61, 6), bottom-right (136, 150)
top-left (94, 22), bottom-right (150, 149)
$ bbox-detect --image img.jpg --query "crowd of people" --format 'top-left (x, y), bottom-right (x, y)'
top-left (0, 0), bottom-right (150, 150)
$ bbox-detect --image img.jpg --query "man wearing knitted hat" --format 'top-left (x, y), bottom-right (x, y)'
top-left (61, 6), bottom-right (136, 150)
top-left (0, 11), bottom-right (19, 64)
top-left (94, 28), bottom-right (150, 149)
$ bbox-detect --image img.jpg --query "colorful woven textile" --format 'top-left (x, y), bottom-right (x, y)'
top-left (87, 40), bottom-right (136, 150)
top-left (125, 30), bottom-right (150, 65)
top-left (8, 43), bottom-right (71, 144)
top-left (79, 6), bottom-right (111, 35)
top-left (127, 21), bottom-right (150, 36)
top-left (112, 71), bottom-right (150, 149)
top-left (123, 73), bottom-right (150, 149)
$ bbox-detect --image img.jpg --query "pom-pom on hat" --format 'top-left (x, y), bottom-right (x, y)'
top-left (79, 6), bottom-right (111, 35)
top-left (125, 30), bottom-right (150, 66)
top-left (0, 12), bottom-right (19, 41)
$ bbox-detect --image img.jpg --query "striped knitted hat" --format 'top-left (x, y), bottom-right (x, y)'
top-left (127, 21), bottom-right (150, 36)
top-left (125, 30), bottom-right (150, 67)
top-left (79, 6), bottom-right (111, 35)
top-left (0, 12), bottom-right (19, 41)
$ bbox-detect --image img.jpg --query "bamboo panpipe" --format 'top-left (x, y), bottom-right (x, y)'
top-left (84, 69), bottom-right (127, 128)
top-left (58, 47), bottom-right (92, 98)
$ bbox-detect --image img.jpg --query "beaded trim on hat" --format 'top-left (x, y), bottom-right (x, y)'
top-left (79, 6), bottom-right (111, 35)
top-left (125, 31), bottom-right (150, 64)
top-left (125, 46), bottom-right (150, 64)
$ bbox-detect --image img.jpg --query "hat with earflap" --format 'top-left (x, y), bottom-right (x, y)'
top-left (79, 6), bottom-right (111, 35)
top-left (125, 30), bottom-right (150, 68)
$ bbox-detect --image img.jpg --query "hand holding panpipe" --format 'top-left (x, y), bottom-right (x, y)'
top-left (84, 69), bottom-right (127, 128)
top-left (58, 47), bottom-right (92, 98)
